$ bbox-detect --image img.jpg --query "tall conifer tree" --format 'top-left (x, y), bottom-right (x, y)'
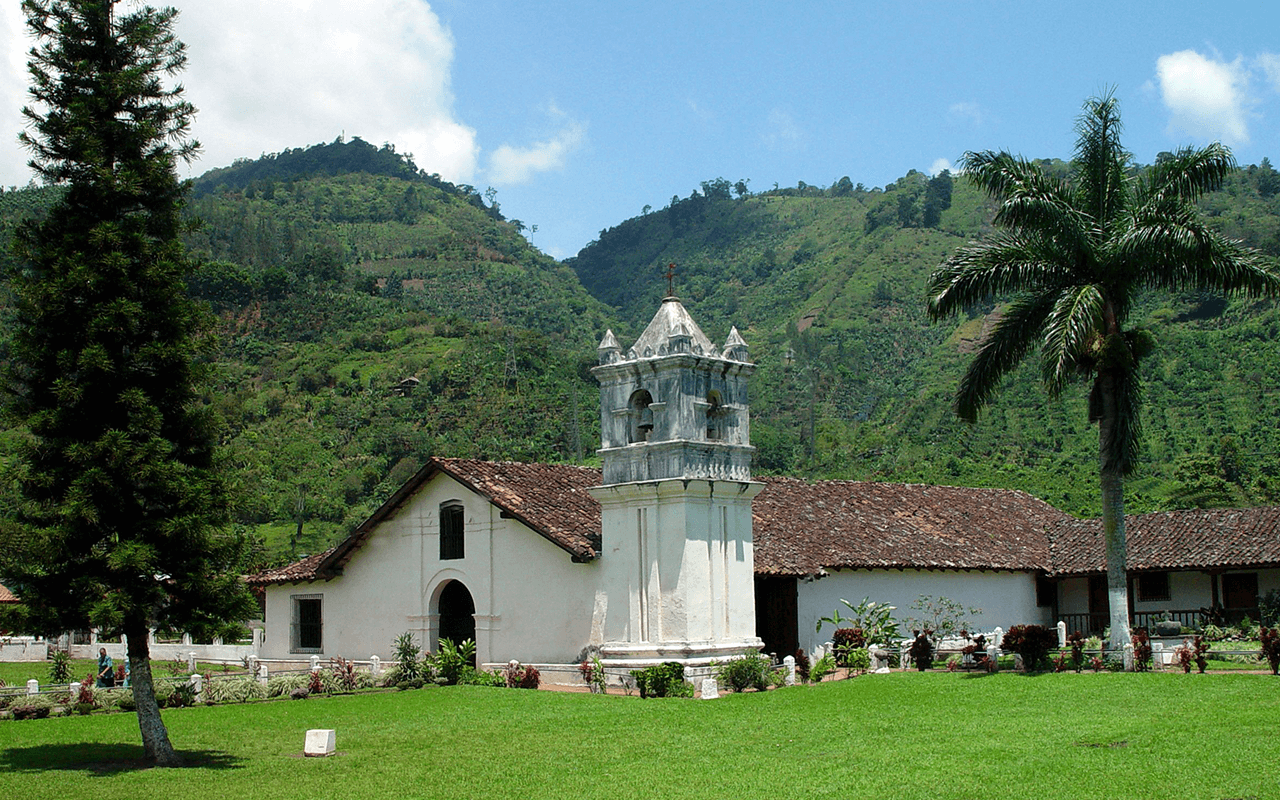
top-left (2, 0), bottom-right (254, 765)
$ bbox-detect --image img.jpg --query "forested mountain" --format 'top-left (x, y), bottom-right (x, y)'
top-left (3, 141), bottom-right (1280, 567)
top-left (1, 139), bottom-right (613, 566)
top-left (567, 163), bottom-right (1280, 518)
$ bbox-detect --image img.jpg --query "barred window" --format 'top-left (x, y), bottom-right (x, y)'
top-left (291, 595), bottom-right (323, 653)
top-left (440, 503), bottom-right (465, 560)
top-left (1137, 572), bottom-right (1170, 602)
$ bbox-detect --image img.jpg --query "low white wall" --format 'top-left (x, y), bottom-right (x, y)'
top-left (797, 568), bottom-right (1048, 655)
top-left (0, 637), bottom-right (48, 662)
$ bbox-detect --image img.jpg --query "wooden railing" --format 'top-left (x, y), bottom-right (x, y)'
top-left (1060, 607), bottom-right (1260, 637)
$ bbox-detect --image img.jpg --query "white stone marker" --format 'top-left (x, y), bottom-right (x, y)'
top-left (783, 655), bottom-right (796, 686)
top-left (699, 677), bottom-right (719, 699)
top-left (310, 655), bottom-right (320, 672)
top-left (993, 627), bottom-right (1004, 649)
top-left (1123, 643), bottom-right (1135, 672)
top-left (190, 673), bottom-right (203, 700)
top-left (70, 681), bottom-right (81, 699)
top-left (370, 655), bottom-right (381, 678)
top-left (304, 729), bottom-right (336, 757)
top-left (257, 663), bottom-right (269, 685)
top-left (187, 651), bottom-right (197, 673)
top-left (27, 679), bottom-right (38, 695)
top-left (1057, 621), bottom-right (1067, 648)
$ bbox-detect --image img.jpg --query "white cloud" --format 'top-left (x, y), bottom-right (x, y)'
top-left (0, 1), bottom-right (480, 185)
top-left (929, 158), bottom-right (954, 176)
top-left (1155, 50), bottom-right (1250, 145)
top-left (762, 108), bottom-right (803, 151)
top-left (0, 3), bottom-right (35, 186)
top-left (487, 120), bottom-right (585, 185)
top-left (1259, 53), bottom-right (1280, 93)
top-left (948, 102), bottom-right (983, 126)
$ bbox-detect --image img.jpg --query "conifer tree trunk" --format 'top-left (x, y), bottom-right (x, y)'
top-left (126, 618), bottom-right (181, 766)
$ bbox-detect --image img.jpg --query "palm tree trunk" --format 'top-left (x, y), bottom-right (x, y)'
top-left (1096, 371), bottom-right (1132, 656)
top-left (125, 618), bottom-right (183, 767)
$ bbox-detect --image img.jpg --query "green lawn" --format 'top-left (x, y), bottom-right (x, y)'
top-left (2, 672), bottom-right (1278, 800)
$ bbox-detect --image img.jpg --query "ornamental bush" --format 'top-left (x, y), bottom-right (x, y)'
top-left (1000, 625), bottom-right (1058, 671)
top-left (631, 662), bottom-right (691, 698)
top-left (717, 653), bottom-right (773, 692)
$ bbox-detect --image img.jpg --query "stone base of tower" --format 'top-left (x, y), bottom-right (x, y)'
top-left (598, 637), bottom-right (764, 669)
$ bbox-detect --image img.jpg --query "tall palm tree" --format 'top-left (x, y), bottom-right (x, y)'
top-left (927, 93), bottom-right (1279, 653)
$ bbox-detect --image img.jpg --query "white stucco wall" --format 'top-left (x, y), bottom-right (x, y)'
top-left (262, 472), bottom-right (598, 664)
top-left (796, 569), bottom-right (1048, 655)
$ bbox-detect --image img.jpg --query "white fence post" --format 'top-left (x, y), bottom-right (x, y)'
top-left (783, 655), bottom-right (796, 686)
top-left (190, 672), bottom-right (203, 701)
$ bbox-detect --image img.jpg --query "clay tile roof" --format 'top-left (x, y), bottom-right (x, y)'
top-left (247, 458), bottom-right (603, 586)
top-left (0, 582), bottom-right (17, 603)
top-left (1047, 506), bottom-right (1280, 576)
top-left (752, 476), bottom-right (1069, 576)
top-left (244, 549), bottom-right (336, 586)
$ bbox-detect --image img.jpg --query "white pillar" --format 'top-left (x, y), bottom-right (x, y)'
top-left (257, 663), bottom-right (269, 685)
top-left (27, 679), bottom-right (39, 694)
top-left (783, 655), bottom-right (796, 686)
top-left (1123, 643), bottom-right (1135, 672)
top-left (1056, 621), bottom-right (1067, 648)
top-left (310, 655), bottom-right (320, 672)
top-left (1152, 642), bottom-right (1164, 670)
top-left (252, 627), bottom-right (264, 653)
top-left (187, 651), bottom-right (197, 673)
top-left (190, 672), bottom-right (203, 700)
top-left (986, 645), bottom-right (998, 669)
top-left (370, 655), bottom-right (381, 678)
top-left (181, 632), bottom-right (192, 646)
top-left (70, 681), bottom-right (81, 699)
top-left (993, 627), bottom-right (1004, 648)
top-left (247, 655), bottom-right (258, 676)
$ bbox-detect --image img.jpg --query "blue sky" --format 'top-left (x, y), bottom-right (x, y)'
top-left (3, 1), bottom-right (1279, 259)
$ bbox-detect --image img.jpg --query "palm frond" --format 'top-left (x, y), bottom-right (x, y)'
top-left (1040, 284), bottom-right (1104, 395)
top-left (954, 293), bottom-right (1057, 422)
top-left (927, 232), bottom-right (1074, 319)
top-left (1136, 143), bottom-right (1235, 207)
top-left (1119, 217), bottom-right (1280, 297)
top-left (1073, 91), bottom-right (1130, 228)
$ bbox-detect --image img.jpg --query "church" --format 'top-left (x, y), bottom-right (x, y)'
top-left (248, 296), bottom-right (1280, 667)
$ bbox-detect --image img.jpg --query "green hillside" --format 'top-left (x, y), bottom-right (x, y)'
top-left (1, 139), bottom-right (613, 566)
top-left (4, 141), bottom-right (1280, 566)
top-left (567, 165), bottom-right (1280, 518)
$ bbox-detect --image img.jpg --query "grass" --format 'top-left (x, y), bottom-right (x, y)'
top-left (2, 672), bottom-right (1278, 800)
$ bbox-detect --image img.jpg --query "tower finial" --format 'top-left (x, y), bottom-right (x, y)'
top-left (664, 263), bottom-right (676, 298)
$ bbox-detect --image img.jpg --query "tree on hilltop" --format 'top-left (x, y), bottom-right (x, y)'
top-left (927, 92), bottom-right (1280, 653)
top-left (1, 0), bottom-right (255, 765)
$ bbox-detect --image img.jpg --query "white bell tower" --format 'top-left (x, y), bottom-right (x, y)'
top-left (588, 294), bottom-right (763, 666)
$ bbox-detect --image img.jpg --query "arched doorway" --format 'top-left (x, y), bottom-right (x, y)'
top-left (437, 580), bottom-right (476, 664)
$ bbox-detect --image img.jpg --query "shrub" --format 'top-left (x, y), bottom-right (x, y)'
top-left (11, 695), bottom-right (53, 720)
top-left (716, 653), bottom-right (772, 692)
top-left (503, 662), bottom-right (541, 689)
top-left (458, 668), bottom-right (505, 687)
top-left (907, 632), bottom-right (934, 671)
top-left (1260, 627), bottom-right (1280, 675)
top-left (847, 647), bottom-right (870, 673)
top-left (792, 649), bottom-right (810, 683)
top-left (1067, 631), bottom-right (1086, 673)
top-left (631, 662), bottom-right (691, 698)
top-left (392, 632), bottom-right (423, 684)
top-left (809, 653), bottom-right (837, 683)
top-left (204, 677), bottom-right (265, 704)
top-left (579, 657), bottom-right (608, 693)
top-left (48, 649), bottom-right (72, 684)
top-left (433, 638), bottom-right (476, 686)
top-left (266, 673), bottom-right (310, 698)
top-left (1131, 629), bottom-right (1152, 672)
top-left (307, 669), bottom-right (326, 695)
top-left (1001, 625), bottom-right (1058, 671)
top-left (329, 657), bottom-right (359, 692)
top-left (832, 628), bottom-right (866, 667)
